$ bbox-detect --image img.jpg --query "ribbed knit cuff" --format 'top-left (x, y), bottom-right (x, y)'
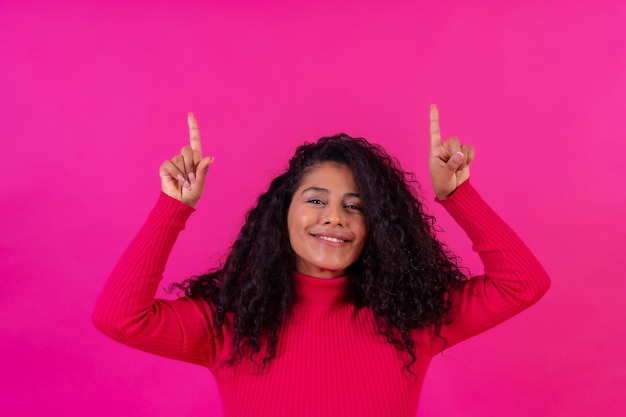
top-left (434, 180), bottom-right (509, 242)
top-left (146, 192), bottom-right (196, 230)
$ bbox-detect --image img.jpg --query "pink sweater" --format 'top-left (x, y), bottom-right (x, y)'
top-left (93, 182), bottom-right (550, 416)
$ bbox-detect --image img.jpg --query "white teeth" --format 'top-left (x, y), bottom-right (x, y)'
top-left (317, 235), bottom-right (346, 243)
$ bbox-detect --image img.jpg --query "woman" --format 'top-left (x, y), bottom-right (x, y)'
top-left (93, 106), bottom-right (550, 416)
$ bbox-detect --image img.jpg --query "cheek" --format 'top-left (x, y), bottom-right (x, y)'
top-left (287, 208), bottom-right (309, 244)
top-left (356, 219), bottom-right (368, 242)
top-left (353, 221), bottom-right (368, 255)
top-left (287, 219), bottom-right (298, 249)
top-left (286, 204), bottom-right (297, 234)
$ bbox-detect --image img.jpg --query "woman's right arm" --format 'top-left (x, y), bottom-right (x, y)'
top-left (92, 114), bottom-right (218, 367)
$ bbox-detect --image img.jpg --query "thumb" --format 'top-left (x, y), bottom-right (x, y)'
top-left (446, 151), bottom-right (465, 172)
top-left (194, 156), bottom-right (215, 188)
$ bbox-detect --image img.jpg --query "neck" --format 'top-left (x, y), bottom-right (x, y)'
top-left (292, 271), bottom-right (348, 308)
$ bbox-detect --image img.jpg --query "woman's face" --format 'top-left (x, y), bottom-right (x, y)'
top-left (287, 162), bottom-right (368, 278)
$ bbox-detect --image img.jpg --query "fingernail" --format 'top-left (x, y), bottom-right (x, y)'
top-left (453, 151), bottom-right (464, 163)
top-left (177, 174), bottom-right (185, 183)
top-left (188, 172), bottom-right (196, 184)
top-left (183, 180), bottom-right (191, 190)
top-left (188, 112), bottom-right (194, 117)
top-left (208, 157), bottom-right (215, 164)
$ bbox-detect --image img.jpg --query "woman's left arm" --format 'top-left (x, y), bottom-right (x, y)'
top-left (434, 181), bottom-right (550, 351)
top-left (427, 105), bottom-right (550, 352)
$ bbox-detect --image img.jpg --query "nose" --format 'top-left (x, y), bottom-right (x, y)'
top-left (323, 202), bottom-right (343, 226)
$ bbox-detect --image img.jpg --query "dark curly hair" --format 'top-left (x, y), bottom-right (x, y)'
top-left (173, 134), bottom-right (466, 372)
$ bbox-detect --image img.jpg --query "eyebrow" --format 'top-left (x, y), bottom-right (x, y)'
top-left (301, 187), bottom-right (361, 198)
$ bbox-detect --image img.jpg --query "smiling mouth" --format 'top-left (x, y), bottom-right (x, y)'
top-left (312, 234), bottom-right (348, 243)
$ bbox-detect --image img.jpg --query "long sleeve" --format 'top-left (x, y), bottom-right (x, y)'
top-left (430, 181), bottom-right (551, 353)
top-left (92, 192), bottom-right (218, 367)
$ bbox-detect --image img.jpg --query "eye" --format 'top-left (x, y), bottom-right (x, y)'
top-left (307, 199), bottom-right (325, 205)
top-left (344, 203), bottom-right (363, 211)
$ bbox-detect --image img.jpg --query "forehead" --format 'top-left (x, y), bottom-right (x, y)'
top-left (298, 162), bottom-right (358, 191)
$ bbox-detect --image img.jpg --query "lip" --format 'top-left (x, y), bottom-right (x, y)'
top-left (309, 232), bottom-right (352, 246)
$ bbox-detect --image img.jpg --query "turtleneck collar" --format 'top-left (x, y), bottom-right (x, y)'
top-left (292, 271), bottom-right (348, 308)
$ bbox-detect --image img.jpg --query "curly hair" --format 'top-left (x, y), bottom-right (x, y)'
top-left (173, 134), bottom-right (466, 372)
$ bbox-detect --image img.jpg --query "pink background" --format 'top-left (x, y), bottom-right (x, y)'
top-left (1, 1), bottom-right (625, 416)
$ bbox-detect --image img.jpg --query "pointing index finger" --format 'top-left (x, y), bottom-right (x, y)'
top-left (429, 104), bottom-right (442, 149)
top-left (188, 112), bottom-right (203, 156)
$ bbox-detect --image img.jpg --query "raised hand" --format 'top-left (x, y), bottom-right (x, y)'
top-left (159, 113), bottom-right (214, 207)
top-left (429, 105), bottom-right (475, 200)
